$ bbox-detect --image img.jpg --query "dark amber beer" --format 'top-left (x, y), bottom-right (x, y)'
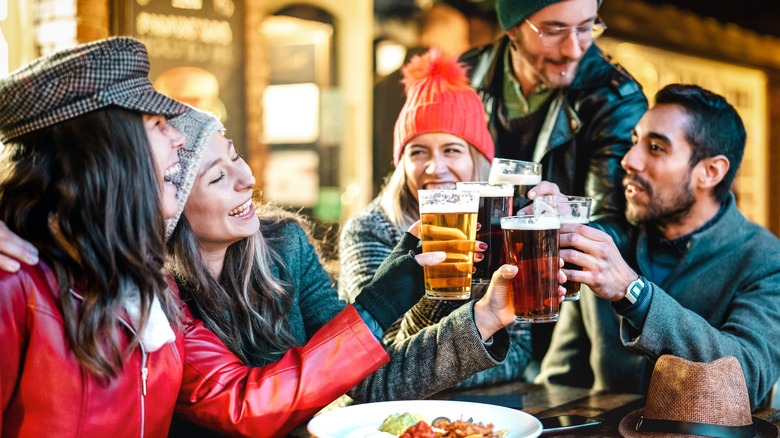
top-left (418, 190), bottom-right (479, 299)
top-left (457, 182), bottom-right (513, 285)
top-left (501, 215), bottom-right (560, 323)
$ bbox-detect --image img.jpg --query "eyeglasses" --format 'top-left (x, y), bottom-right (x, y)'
top-left (524, 17), bottom-right (607, 47)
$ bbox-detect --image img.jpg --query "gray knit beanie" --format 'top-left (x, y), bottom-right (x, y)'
top-left (165, 105), bottom-right (224, 238)
top-left (496, 0), bottom-right (602, 31)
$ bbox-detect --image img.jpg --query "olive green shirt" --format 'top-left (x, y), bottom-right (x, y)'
top-left (502, 45), bottom-right (553, 119)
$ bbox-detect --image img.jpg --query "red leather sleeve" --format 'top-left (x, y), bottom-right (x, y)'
top-left (0, 270), bottom-right (27, 434)
top-left (175, 304), bottom-right (389, 437)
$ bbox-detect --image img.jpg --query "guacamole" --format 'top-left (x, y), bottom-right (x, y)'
top-left (378, 412), bottom-right (426, 435)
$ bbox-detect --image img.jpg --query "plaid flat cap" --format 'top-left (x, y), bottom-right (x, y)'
top-left (0, 36), bottom-right (186, 143)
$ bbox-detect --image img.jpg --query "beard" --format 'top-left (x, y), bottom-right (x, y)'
top-left (511, 37), bottom-right (579, 90)
top-left (625, 173), bottom-right (696, 228)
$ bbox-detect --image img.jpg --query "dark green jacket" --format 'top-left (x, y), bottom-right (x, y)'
top-left (460, 39), bottom-right (648, 251)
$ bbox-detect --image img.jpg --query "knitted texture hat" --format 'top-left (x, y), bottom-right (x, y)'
top-left (0, 36), bottom-right (186, 143)
top-left (393, 47), bottom-right (494, 166)
top-left (496, 0), bottom-right (603, 30)
top-left (165, 105), bottom-right (224, 238)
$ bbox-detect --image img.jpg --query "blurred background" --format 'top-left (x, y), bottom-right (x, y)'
top-left (2, 0), bottom-right (780, 256)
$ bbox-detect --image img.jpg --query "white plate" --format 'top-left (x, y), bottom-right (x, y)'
top-left (307, 399), bottom-right (542, 438)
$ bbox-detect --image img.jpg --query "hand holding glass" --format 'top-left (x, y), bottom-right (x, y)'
top-left (534, 195), bottom-right (592, 301)
top-left (501, 214), bottom-right (560, 323)
top-left (418, 190), bottom-right (479, 300)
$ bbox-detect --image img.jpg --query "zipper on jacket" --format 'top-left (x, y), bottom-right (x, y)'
top-left (116, 310), bottom-right (148, 438)
top-left (141, 361), bottom-right (148, 396)
top-left (71, 289), bottom-right (151, 438)
top-left (138, 342), bottom-right (148, 437)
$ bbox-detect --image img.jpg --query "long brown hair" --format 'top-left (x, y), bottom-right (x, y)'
top-left (167, 204), bottom-right (309, 364)
top-left (0, 107), bottom-right (179, 379)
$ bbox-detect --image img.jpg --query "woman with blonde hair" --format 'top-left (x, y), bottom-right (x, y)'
top-left (339, 48), bottom-right (533, 388)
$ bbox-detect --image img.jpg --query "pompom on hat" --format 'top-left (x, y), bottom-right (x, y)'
top-left (0, 36), bottom-right (186, 143)
top-left (393, 47), bottom-right (494, 166)
top-left (496, 0), bottom-right (603, 31)
top-left (165, 105), bottom-right (225, 238)
top-left (618, 355), bottom-right (779, 438)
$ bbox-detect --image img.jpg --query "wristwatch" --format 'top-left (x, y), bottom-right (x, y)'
top-left (619, 276), bottom-right (645, 307)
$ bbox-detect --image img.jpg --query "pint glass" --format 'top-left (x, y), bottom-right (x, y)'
top-left (418, 189), bottom-right (480, 300)
top-left (501, 214), bottom-right (560, 323)
top-left (488, 158), bottom-right (542, 211)
top-left (456, 182), bottom-right (513, 285)
top-left (534, 195), bottom-right (592, 301)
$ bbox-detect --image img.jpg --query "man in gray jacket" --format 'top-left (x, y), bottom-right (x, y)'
top-left (536, 84), bottom-right (780, 409)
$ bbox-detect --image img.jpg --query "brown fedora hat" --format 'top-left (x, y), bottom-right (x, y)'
top-left (619, 355), bottom-right (778, 438)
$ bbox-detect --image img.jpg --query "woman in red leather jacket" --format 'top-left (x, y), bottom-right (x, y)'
top-left (0, 37), bottom-right (528, 438)
top-left (0, 37), bottom-right (432, 438)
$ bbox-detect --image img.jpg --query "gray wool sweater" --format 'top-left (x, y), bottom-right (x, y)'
top-left (339, 200), bottom-right (532, 388)
top-left (537, 196), bottom-right (780, 408)
top-left (260, 219), bottom-right (509, 402)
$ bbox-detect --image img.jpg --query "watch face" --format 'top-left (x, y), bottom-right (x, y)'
top-left (627, 278), bottom-right (644, 303)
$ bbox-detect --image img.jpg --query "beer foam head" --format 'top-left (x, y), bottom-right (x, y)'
top-left (418, 189), bottom-right (479, 213)
top-left (456, 181), bottom-right (513, 197)
top-left (488, 158), bottom-right (541, 185)
top-left (501, 214), bottom-right (560, 230)
top-left (488, 173), bottom-right (542, 186)
top-left (558, 216), bottom-right (589, 224)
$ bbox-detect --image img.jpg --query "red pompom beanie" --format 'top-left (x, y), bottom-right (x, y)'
top-left (393, 48), bottom-right (495, 166)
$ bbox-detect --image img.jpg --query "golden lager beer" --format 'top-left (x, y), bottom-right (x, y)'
top-left (419, 190), bottom-right (479, 299)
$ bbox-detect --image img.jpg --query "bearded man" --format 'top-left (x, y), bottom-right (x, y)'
top-left (536, 84), bottom-right (780, 410)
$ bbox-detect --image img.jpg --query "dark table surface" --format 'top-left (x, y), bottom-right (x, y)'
top-left (291, 380), bottom-right (780, 437)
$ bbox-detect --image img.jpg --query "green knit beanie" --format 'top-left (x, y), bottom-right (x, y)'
top-left (496, 0), bottom-right (602, 31)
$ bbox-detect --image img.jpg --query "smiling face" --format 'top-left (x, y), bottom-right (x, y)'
top-left (402, 132), bottom-right (476, 198)
top-left (622, 103), bottom-right (699, 227)
top-left (182, 132), bottom-right (259, 254)
top-left (507, 0), bottom-right (599, 94)
top-left (144, 114), bottom-right (185, 219)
